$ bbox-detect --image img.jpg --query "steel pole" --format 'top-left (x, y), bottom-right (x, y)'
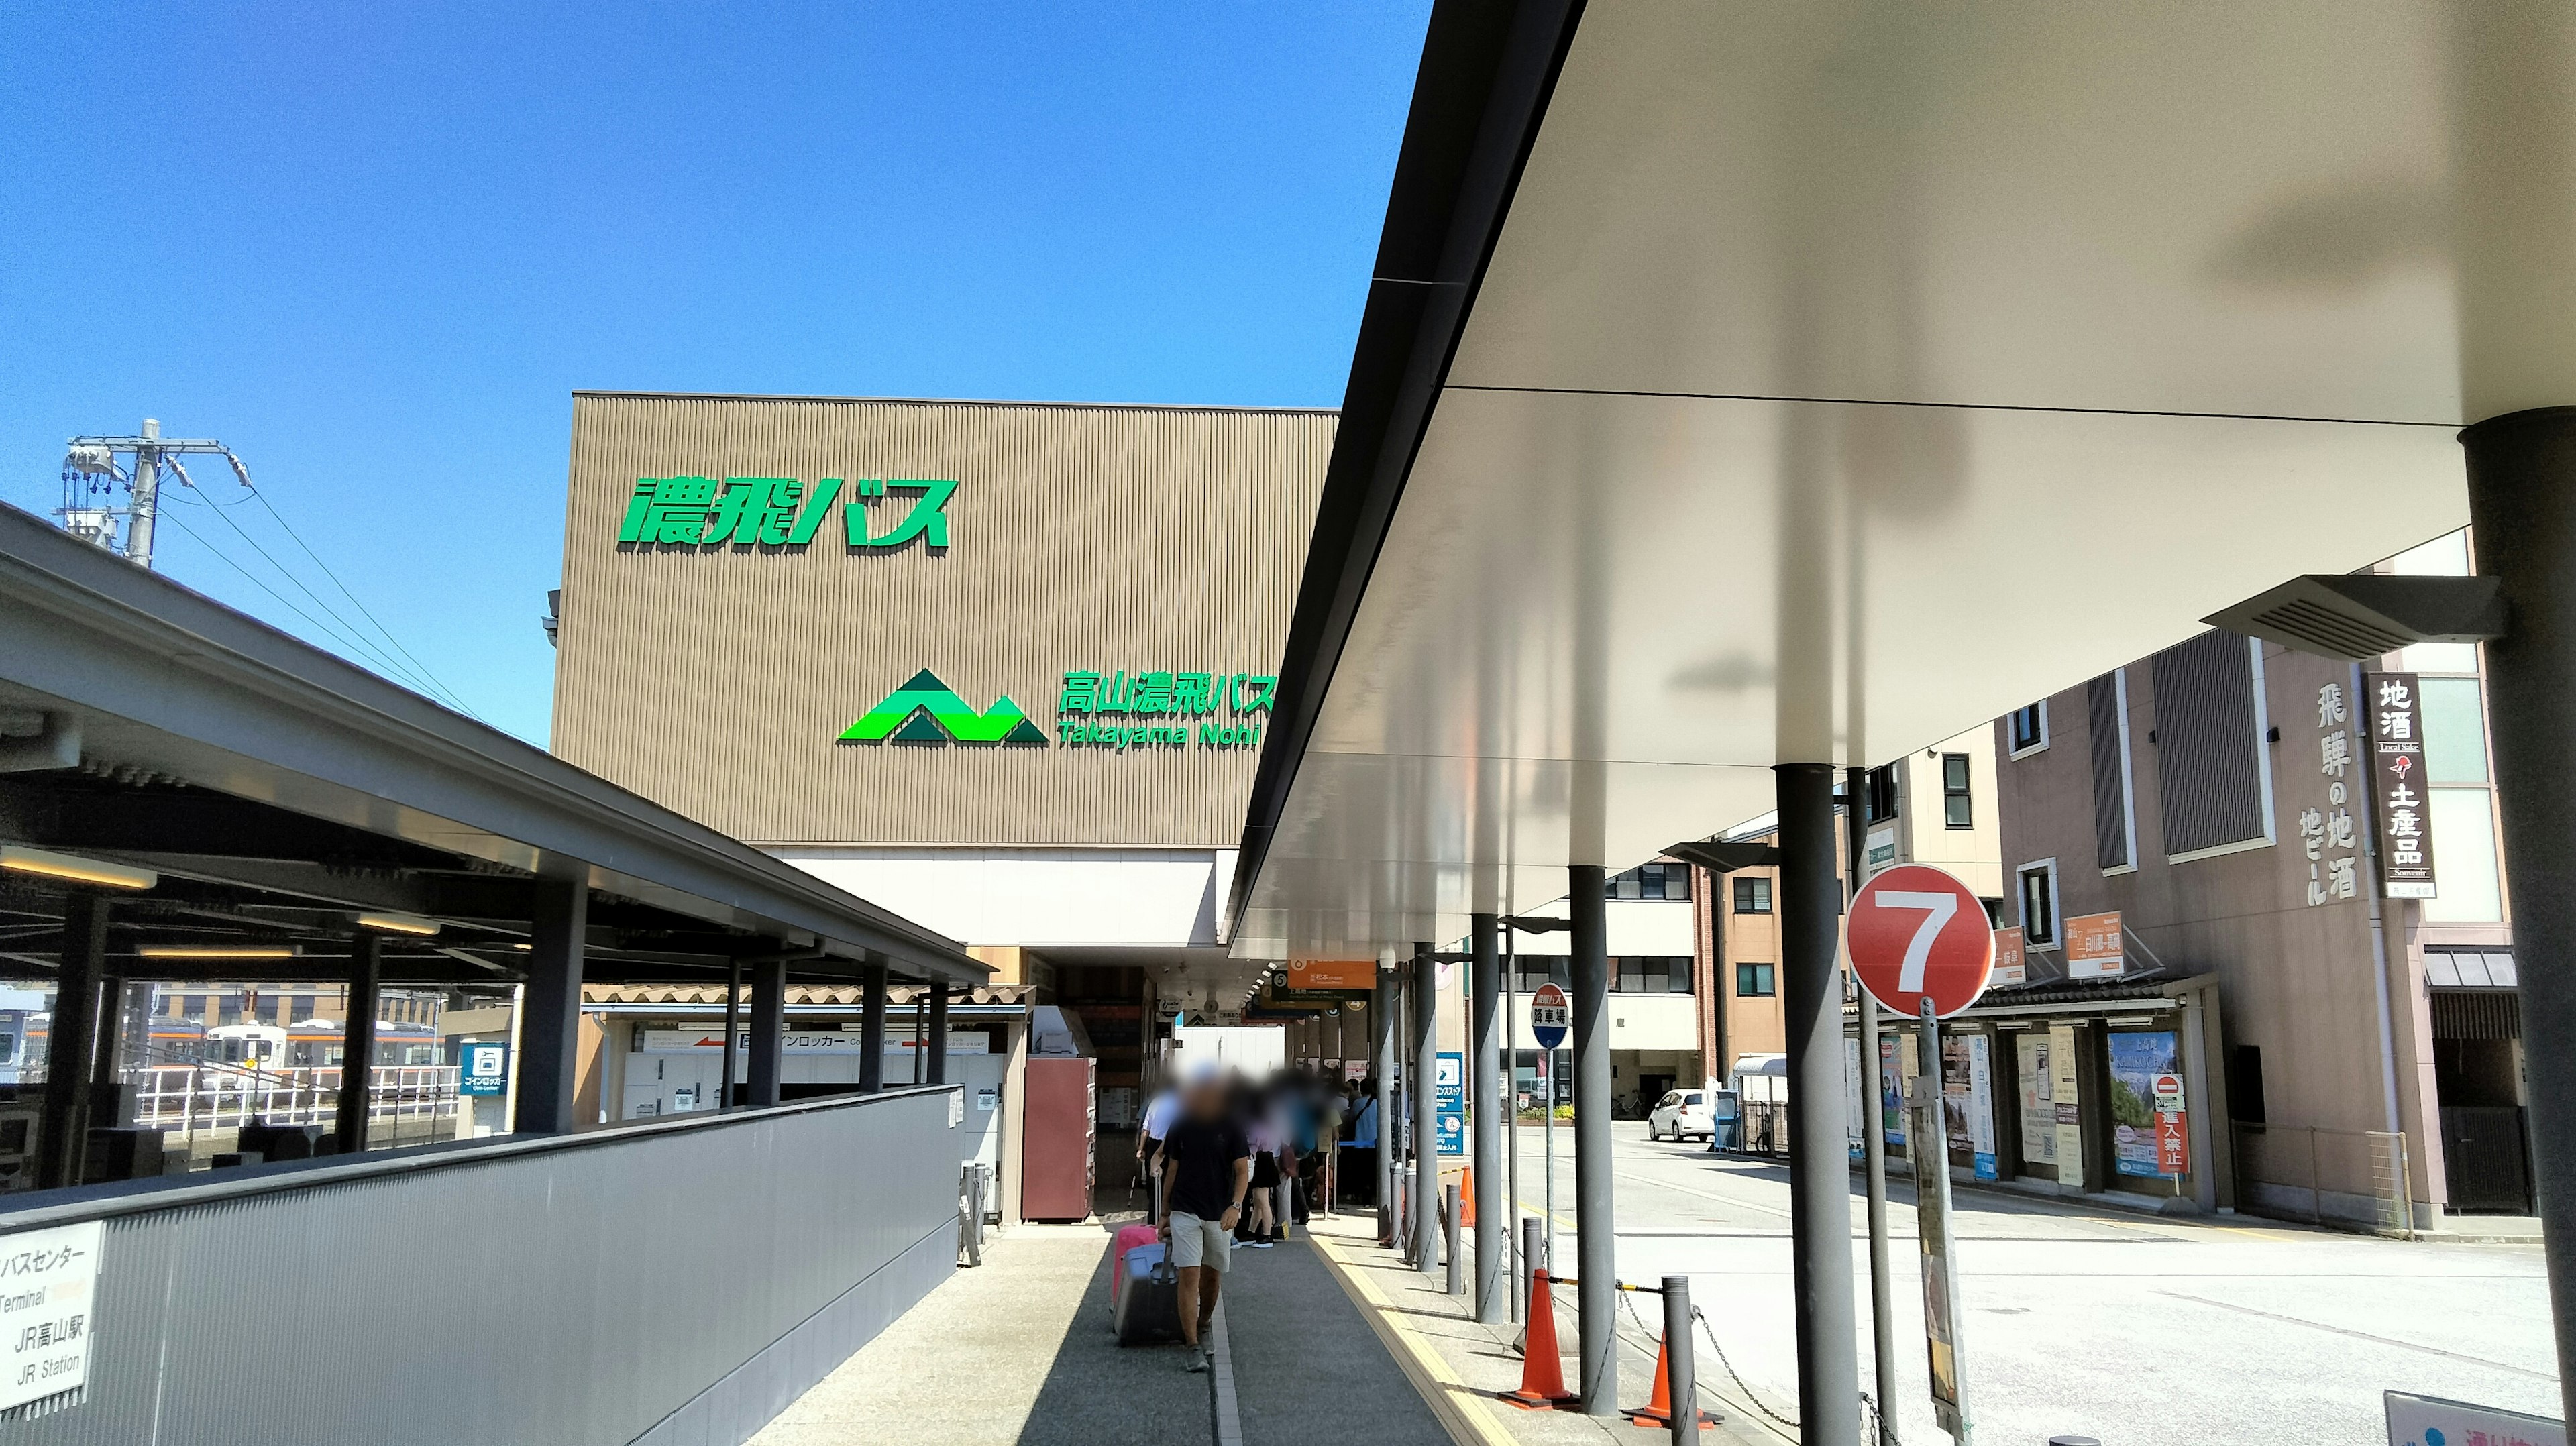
top-left (1413, 942), bottom-right (1440, 1275)
top-left (2459, 406), bottom-right (2576, 1419)
top-left (1777, 763), bottom-right (1860, 1443)
top-left (1851, 765), bottom-right (1900, 1445)
top-left (1664, 1274), bottom-right (1698, 1446)
top-left (1568, 864), bottom-right (1617, 1414)
top-left (1504, 919), bottom-right (1521, 1322)
top-left (1377, 963), bottom-right (1398, 1244)
top-left (127, 419), bottom-right (161, 569)
top-left (1472, 911), bottom-right (1505, 1319)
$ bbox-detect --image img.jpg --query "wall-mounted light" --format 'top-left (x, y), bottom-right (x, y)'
top-left (356, 911), bottom-right (441, 937)
top-left (138, 944), bottom-right (300, 960)
top-left (0, 844), bottom-right (156, 891)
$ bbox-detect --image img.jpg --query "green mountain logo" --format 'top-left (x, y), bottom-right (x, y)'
top-left (838, 669), bottom-right (1048, 747)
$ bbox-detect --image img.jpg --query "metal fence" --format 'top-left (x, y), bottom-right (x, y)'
top-left (2231, 1121), bottom-right (2415, 1238)
top-left (127, 1063), bottom-right (461, 1138)
top-left (0, 1083), bottom-right (965, 1446)
top-left (1738, 1099), bottom-right (1789, 1157)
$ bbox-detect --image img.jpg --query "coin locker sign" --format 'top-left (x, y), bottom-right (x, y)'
top-left (0, 1220), bottom-right (101, 1412)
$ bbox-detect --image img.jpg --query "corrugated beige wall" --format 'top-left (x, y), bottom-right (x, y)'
top-left (551, 394), bottom-right (1332, 847)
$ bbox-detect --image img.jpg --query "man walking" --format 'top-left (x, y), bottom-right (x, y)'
top-left (1158, 1070), bottom-right (1250, 1372)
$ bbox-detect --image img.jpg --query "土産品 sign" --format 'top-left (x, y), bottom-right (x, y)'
top-left (837, 667), bottom-right (1276, 751)
top-left (618, 476), bottom-right (958, 551)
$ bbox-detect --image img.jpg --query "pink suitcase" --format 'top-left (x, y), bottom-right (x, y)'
top-left (1110, 1223), bottom-right (1160, 1306)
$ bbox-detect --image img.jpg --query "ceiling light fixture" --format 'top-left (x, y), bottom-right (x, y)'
top-left (0, 844), bottom-right (156, 891)
top-left (137, 944), bottom-right (300, 960)
top-left (355, 911), bottom-right (441, 937)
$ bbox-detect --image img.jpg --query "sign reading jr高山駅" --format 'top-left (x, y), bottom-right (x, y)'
top-left (618, 476), bottom-right (958, 550)
top-left (835, 668), bottom-right (1276, 751)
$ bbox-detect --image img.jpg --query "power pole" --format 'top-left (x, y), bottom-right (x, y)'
top-left (60, 419), bottom-right (252, 569)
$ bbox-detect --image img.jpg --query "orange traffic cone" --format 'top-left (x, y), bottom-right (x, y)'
top-left (1623, 1326), bottom-right (1717, 1431)
top-left (1498, 1269), bottom-right (1579, 1410)
top-left (1459, 1168), bottom-right (1476, 1227)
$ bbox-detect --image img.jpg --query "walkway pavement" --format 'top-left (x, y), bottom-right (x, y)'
top-left (750, 1212), bottom-right (1462, 1446)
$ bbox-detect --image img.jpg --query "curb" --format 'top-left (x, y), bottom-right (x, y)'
top-left (1308, 1229), bottom-right (1522, 1446)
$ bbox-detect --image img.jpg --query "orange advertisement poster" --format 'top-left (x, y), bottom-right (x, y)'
top-left (1287, 959), bottom-right (1376, 991)
top-left (1992, 927), bottom-right (2025, 986)
top-left (2065, 911), bottom-right (2124, 979)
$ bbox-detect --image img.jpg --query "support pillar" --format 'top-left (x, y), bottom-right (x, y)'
top-left (859, 964), bottom-right (888, 1092)
top-left (1470, 911), bottom-right (1504, 1321)
top-left (1851, 765), bottom-right (1899, 1445)
top-left (333, 930), bottom-right (383, 1156)
top-left (2459, 406), bottom-right (2576, 1418)
top-left (1412, 942), bottom-right (1439, 1274)
top-left (517, 876), bottom-right (587, 1135)
top-left (747, 958), bottom-right (787, 1107)
top-left (37, 891), bottom-right (107, 1190)
top-left (1376, 962), bottom-right (1398, 1241)
top-left (928, 983), bottom-right (951, 1086)
top-left (721, 957), bottom-right (741, 1108)
top-left (1776, 763), bottom-right (1859, 1443)
top-left (1569, 863), bottom-right (1617, 1414)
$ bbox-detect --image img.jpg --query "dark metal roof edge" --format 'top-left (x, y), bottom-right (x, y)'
top-left (0, 504), bottom-right (984, 984)
top-left (570, 390), bottom-right (1339, 416)
top-left (1226, 0), bottom-right (1589, 938)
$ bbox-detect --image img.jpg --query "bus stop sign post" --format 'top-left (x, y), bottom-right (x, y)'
top-left (1847, 864), bottom-right (1994, 1443)
top-left (1530, 983), bottom-right (1569, 1272)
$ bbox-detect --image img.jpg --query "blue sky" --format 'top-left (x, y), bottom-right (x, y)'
top-left (0, 3), bottom-right (1428, 742)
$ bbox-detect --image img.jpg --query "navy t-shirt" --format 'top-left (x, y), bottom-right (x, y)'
top-left (1162, 1116), bottom-right (1250, 1221)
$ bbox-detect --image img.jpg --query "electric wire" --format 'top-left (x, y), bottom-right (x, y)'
top-left (168, 482), bottom-right (480, 718)
top-left (158, 510), bottom-right (450, 700)
top-left (244, 486), bottom-right (482, 722)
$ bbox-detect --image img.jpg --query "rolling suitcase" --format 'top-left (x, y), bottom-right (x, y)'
top-left (1110, 1223), bottom-right (1161, 1308)
top-left (1114, 1241), bottom-right (1183, 1346)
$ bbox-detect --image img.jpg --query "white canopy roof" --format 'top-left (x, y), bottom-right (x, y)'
top-left (1234, 1), bottom-right (2576, 956)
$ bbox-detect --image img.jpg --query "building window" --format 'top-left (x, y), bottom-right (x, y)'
top-left (1612, 957), bottom-right (1694, 994)
top-left (2420, 678), bottom-right (2489, 783)
top-left (2088, 670), bottom-right (2137, 871)
top-left (1941, 753), bottom-right (1973, 829)
top-left (2151, 631), bottom-right (2275, 862)
top-left (1733, 876), bottom-right (1772, 914)
top-left (1735, 963), bottom-right (1776, 997)
top-left (1865, 765), bottom-right (1898, 823)
top-left (2008, 702), bottom-right (2048, 757)
top-left (1605, 862), bottom-right (1693, 900)
top-left (2017, 860), bottom-right (2059, 947)
top-left (2422, 787), bottom-right (2504, 924)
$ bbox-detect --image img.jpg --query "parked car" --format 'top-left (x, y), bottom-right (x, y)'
top-left (1648, 1088), bottom-right (1715, 1142)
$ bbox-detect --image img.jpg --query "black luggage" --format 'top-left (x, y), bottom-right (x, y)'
top-left (1114, 1241), bottom-right (1183, 1346)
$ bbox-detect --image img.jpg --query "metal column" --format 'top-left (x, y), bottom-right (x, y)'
top-left (928, 983), bottom-right (951, 1086)
top-left (1850, 765), bottom-right (1899, 1445)
top-left (517, 875), bottom-right (588, 1134)
top-left (1568, 864), bottom-right (1617, 1414)
top-left (1413, 942), bottom-right (1440, 1274)
top-left (859, 964), bottom-right (888, 1091)
top-left (747, 958), bottom-right (787, 1107)
top-left (1776, 763), bottom-right (1859, 1442)
top-left (1470, 911), bottom-right (1505, 1320)
top-left (1377, 964), bottom-right (1398, 1241)
top-left (332, 930), bottom-right (384, 1156)
top-left (37, 891), bottom-right (107, 1190)
top-left (721, 958), bottom-right (741, 1108)
top-left (2459, 406), bottom-right (2576, 1419)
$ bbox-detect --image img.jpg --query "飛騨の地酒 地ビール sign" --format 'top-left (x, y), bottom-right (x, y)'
top-left (618, 476), bottom-right (959, 551)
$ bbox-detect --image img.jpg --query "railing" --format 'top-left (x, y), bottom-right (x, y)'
top-left (2231, 1121), bottom-right (2415, 1239)
top-left (125, 1064), bottom-right (460, 1137)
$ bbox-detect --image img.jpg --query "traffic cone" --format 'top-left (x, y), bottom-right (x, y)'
top-left (1498, 1268), bottom-right (1578, 1410)
top-left (1623, 1325), bottom-right (1717, 1430)
top-left (1459, 1168), bottom-right (1476, 1227)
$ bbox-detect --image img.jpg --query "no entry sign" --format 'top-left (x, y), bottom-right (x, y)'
top-left (1848, 863), bottom-right (1995, 1019)
top-left (1529, 983), bottom-right (1570, 1050)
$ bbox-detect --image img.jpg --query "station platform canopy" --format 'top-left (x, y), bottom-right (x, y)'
top-left (1232, 1), bottom-right (2576, 956)
top-left (0, 502), bottom-right (985, 990)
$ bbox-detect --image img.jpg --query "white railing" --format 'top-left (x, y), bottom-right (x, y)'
top-left (127, 1064), bottom-right (461, 1136)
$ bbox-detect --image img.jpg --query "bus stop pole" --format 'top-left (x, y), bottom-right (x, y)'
top-left (1851, 765), bottom-right (1900, 1444)
top-left (1777, 763), bottom-right (1860, 1443)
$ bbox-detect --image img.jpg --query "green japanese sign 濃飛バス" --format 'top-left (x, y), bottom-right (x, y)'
top-left (835, 668), bottom-right (1276, 752)
top-left (617, 476), bottom-right (958, 550)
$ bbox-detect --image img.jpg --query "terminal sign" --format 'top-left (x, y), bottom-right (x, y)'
top-left (1847, 864), bottom-right (1995, 1019)
top-left (1529, 983), bottom-right (1570, 1050)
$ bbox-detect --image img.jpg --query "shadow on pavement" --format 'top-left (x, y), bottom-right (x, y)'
top-left (1011, 1232), bottom-right (1210, 1446)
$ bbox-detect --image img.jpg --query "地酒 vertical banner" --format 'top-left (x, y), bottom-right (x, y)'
top-left (2364, 673), bottom-right (2438, 899)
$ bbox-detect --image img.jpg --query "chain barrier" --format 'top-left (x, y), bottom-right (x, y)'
top-left (1536, 1274), bottom-right (1891, 1441)
top-left (1684, 1303), bottom-right (1801, 1432)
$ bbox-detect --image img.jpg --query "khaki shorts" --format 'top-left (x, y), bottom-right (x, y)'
top-left (1167, 1211), bottom-right (1232, 1273)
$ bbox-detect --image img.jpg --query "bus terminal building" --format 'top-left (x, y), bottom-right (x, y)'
top-left (547, 391), bottom-right (1333, 1214)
